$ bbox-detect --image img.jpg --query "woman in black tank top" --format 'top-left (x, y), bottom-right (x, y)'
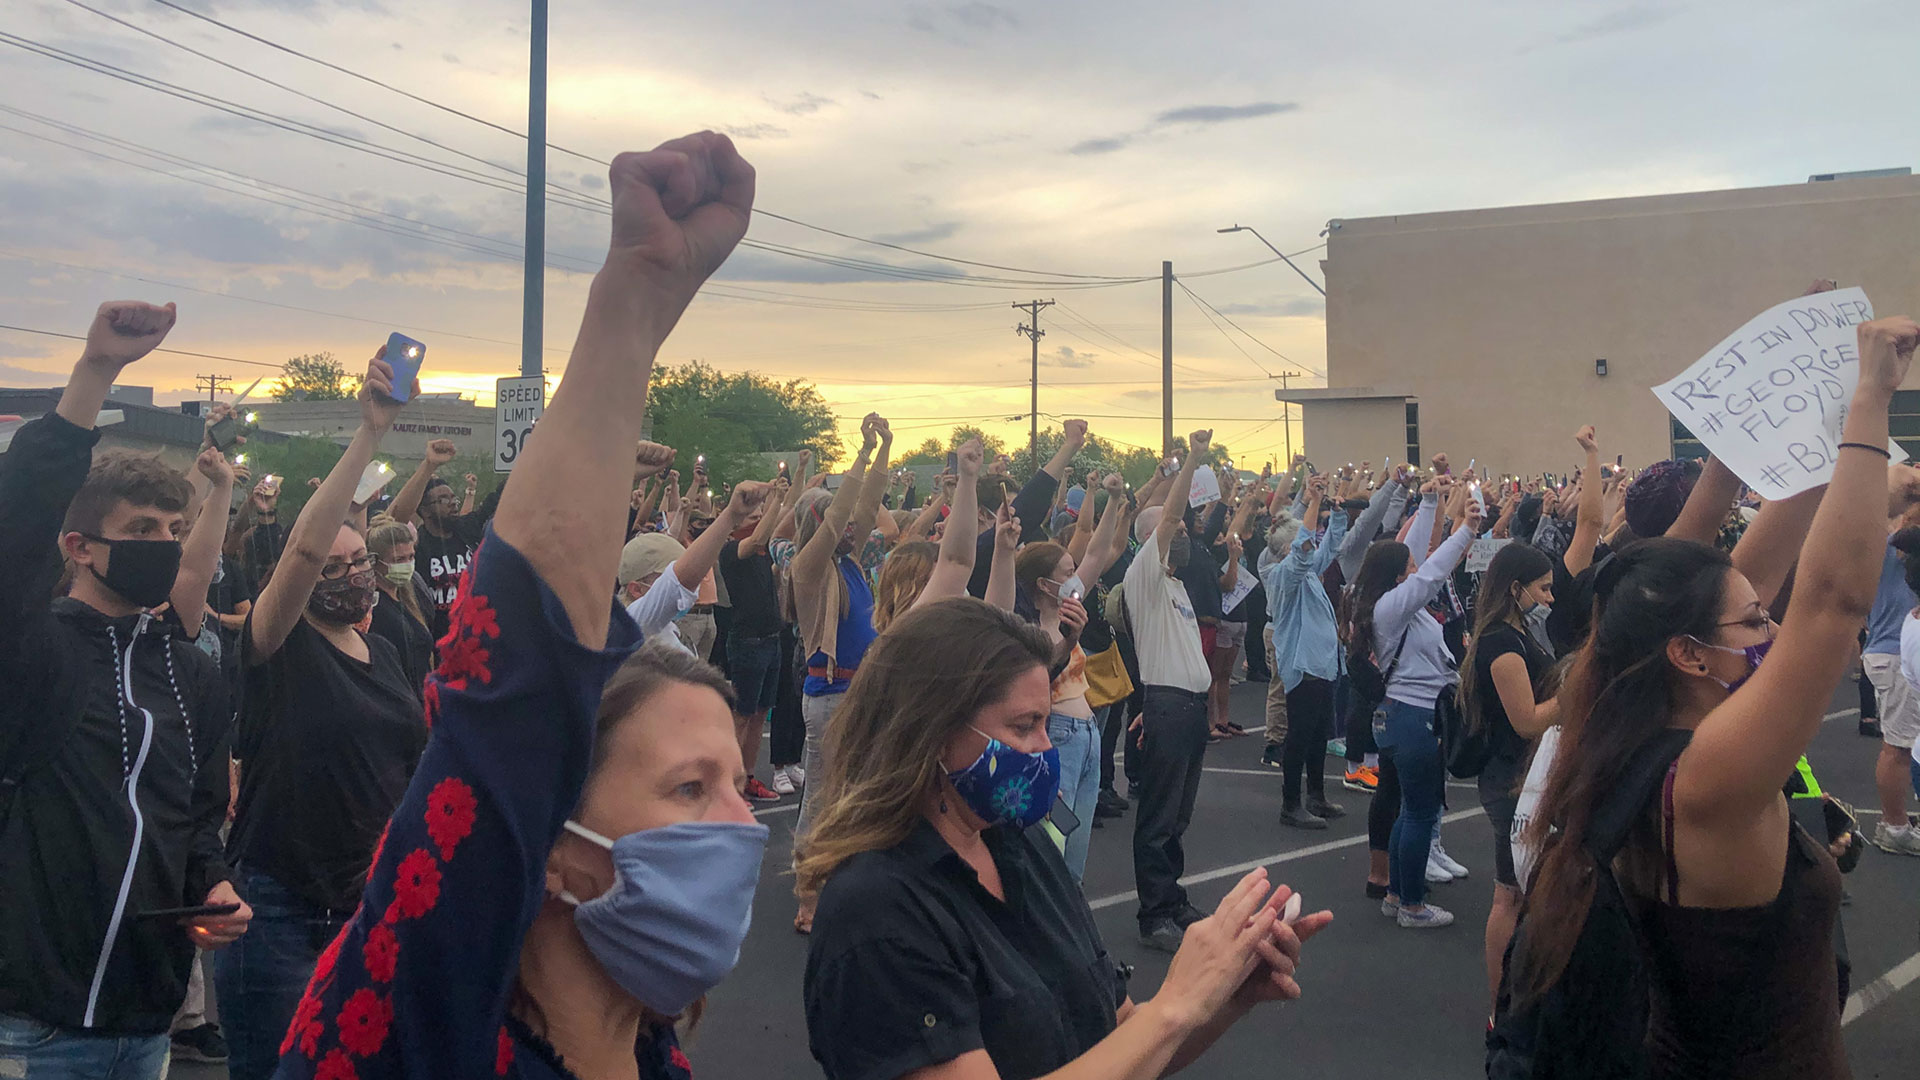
top-left (1510, 315), bottom-right (1919, 1078)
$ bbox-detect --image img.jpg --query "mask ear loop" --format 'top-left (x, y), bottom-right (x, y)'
top-left (557, 820), bottom-right (618, 905)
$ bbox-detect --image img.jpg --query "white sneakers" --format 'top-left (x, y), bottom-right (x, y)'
top-left (1873, 822), bottom-right (1920, 856)
top-left (771, 764), bottom-right (806, 796)
top-left (1431, 841), bottom-right (1470, 879)
top-left (1397, 903), bottom-right (1455, 929)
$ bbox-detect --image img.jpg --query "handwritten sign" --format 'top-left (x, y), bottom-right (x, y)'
top-left (1652, 288), bottom-right (1902, 500)
top-left (1189, 465), bottom-right (1221, 508)
top-left (1221, 565), bottom-right (1257, 615)
top-left (1466, 537), bottom-right (1510, 574)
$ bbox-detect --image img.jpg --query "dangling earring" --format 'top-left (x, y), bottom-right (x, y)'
top-left (939, 795), bottom-right (949, 814)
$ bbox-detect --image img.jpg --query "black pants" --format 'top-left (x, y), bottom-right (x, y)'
top-left (1282, 676), bottom-right (1334, 806)
top-left (1346, 688), bottom-right (1378, 763)
top-left (1100, 696), bottom-right (1128, 793)
top-left (1133, 685), bottom-right (1210, 927)
top-left (1368, 753), bottom-right (1402, 852)
top-left (1116, 631), bottom-right (1147, 789)
top-left (768, 623), bottom-right (806, 767)
top-left (1244, 584), bottom-right (1271, 679)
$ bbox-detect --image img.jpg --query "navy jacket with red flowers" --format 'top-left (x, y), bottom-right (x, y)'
top-left (270, 528), bottom-right (690, 1080)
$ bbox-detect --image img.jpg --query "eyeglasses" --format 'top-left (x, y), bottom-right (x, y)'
top-left (319, 554), bottom-right (374, 580)
top-left (1714, 613), bottom-right (1777, 639)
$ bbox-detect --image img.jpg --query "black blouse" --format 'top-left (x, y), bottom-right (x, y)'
top-left (806, 820), bottom-right (1128, 1080)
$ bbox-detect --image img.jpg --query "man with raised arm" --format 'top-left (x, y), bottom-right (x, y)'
top-left (1125, 430), bottom-right (1218, 953)
top-left (0, 302), bottom-right (250, 1077)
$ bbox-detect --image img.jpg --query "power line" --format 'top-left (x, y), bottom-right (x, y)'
top-left (1172, 278), bottom-right (1326, 379)
top-left (1176, 280), bottom-right (1273, 378)
top-left (0, 323), bottom-right (284, 370)
top-left (122, 0), bottom-right (1314, 286)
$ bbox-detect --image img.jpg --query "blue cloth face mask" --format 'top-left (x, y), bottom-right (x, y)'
top-left (559, 819), bottom-right (769, 1015)
top-left (1688, 636), bottom-right (1772, 693)
top-left (947, 727), bottom-right (1061, 829)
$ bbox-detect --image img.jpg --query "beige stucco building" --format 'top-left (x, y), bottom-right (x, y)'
top-left (1285, 171), bottom-right (1920, 477)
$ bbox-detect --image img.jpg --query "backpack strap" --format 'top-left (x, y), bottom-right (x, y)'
top-left (1584, 727), bottom-right (1693, 864)
top-left (1380, 624), bottom-right (1413, 685)
top-left (1661, 761), bottom-right (1681, 906)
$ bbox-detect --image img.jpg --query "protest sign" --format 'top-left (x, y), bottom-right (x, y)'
top-left (1466, 537), bottom-right (1510, 573)
top-left (1221, 568), bottom-right (1257, 615)
top-left (1652, 287), bottom-right (1902, 500)
top-left (1189, 465), bottom-right (1221, 508)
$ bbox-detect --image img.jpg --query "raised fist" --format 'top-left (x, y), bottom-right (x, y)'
top-left (425, 439), bottom-right (457, 466)
top-left (81, 301), bottom-right (176, 374)
top-left (604, 132), bottom-right (755, 323)
top-left (633, 441), bottom-right (676, 479)
top-left (1062, 418), bottom-right (1088, 447)
top-left (957, 437), bottom-right (984, 477)
top-left (1574, 425), bottom-right (1597, 453)
top-left (1188, 429), bottom-right (1212, 457)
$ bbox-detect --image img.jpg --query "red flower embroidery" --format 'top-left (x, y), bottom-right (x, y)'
top-left (309, 928), bottom-right (344, 989)
top-left (365, 821), bottom-right (392, 878)
top-left (336, 988), bottom-right (393, 1058)
top-left (299, 1019), bottom-right (324, 1059)
top-left (425, 777), bottom-right (478, 861)
top-left (391, 849), bottom-right (442, 921)
top-left (437, 631), bottom-right (494, 689)
top-left (446, 578), bottom-right (500, 643)
top-left (316, 1048), bottom-right (359, 1080)
top-left (422, 677), bottom-right (442, 729)
top-left (495, 1026), bottom-right (514, 1075)
top-left (362, 922), bottom-right (400, 983)
top-left (670, 1045), bottom-right (693, 1075)
top-left (283, 992), bottom-right (322, 1057)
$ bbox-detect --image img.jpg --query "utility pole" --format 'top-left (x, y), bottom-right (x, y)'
top-left (520, 0), bottom-right (548, 378)
top-left (1013, 299), bottom-right (1055, 471)
top-left (194, 373), bottom-right (232, 402)
top-left (1161, 261), bottom-right (1173, 452)
top-left (1273, 369), bottom-right (1304, 468)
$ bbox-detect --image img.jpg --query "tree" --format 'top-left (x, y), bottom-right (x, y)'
top-left (895, 426), bottom-right (1009, 469)
top-left (237, 435), bottom-right (345, 521)
top-left (644, 361), bottom-right (843, 489)
top-left (273, 353), bottom-right (355, 402)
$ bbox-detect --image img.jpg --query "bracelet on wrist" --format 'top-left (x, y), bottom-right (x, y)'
top-left (1837, 441), bottom-right (1892, 459)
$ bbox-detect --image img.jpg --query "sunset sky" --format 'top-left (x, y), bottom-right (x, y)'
top-left (2, 0), bottom-right (1910, 464)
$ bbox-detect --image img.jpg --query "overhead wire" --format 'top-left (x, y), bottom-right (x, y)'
top-left (1173, 277), bottom-right (1326, 379)
top-left (0, 323), bottom-right (284, 369)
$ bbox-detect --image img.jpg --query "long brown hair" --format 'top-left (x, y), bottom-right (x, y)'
top-left (871, 541), bottom-right (936, 634)
top-left (1512, 538), bottom-right (1731, 1003)
top-left (1458, 542), bottom-right (1553, 725)
top-left (792, 597), bottom-right (1051, 898)
top-left (1343, 540), bottom-right (1409, 662)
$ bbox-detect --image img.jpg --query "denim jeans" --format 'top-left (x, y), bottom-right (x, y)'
top-left (793, 691), bottom-right (843, 840)
top-left (1048, 711), bottom-right (1104, 881)
top-left (0, 1013), bottom-right (169, 1079)
top-left (214, 867), bottom-right (352, 1080)
top-left (1374, 698), bottom-right (1444, 907)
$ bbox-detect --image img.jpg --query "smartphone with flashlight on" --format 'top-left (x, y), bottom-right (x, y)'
top-left (206, 414), bottom-right (239, 453)
top-left (382, 332), bottom-right (427, 403)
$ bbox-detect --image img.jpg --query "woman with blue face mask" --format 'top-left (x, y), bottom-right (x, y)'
top-left (799, 597), bottom-right (1334, 1080)
top-left (267, 130), bottom-right (767, 1080)
top-left (1502, 315), bottom-right (1919, 1078)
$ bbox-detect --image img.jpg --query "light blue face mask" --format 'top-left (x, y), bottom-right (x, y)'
top-left (560, 819), bottom-right (769, 1015)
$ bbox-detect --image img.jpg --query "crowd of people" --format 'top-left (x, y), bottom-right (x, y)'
top-left (0, 131), bottom-right (1914, 1080)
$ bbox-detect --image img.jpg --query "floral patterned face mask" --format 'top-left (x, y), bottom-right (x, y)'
top-left (946, 727), bottom-right (1060, 829)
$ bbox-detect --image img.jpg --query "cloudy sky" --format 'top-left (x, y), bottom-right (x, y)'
top-left (2, 0), bottom-right (1910, 462)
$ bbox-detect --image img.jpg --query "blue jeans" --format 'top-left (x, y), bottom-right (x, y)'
top-left (1374, 698), bottom-right (1444, 907)
top-left (1048, 711), bottom-right (1104, 881)
top-left (214, 867), bottom-right (352, 1080)
top-left (0, 1013), bottom-right (168, 1079)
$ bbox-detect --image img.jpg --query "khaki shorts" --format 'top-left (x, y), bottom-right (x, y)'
top-left (1863, 653), bottom-right (1920, 749)
top-left (1214, 620), bottom-right (1247, 651)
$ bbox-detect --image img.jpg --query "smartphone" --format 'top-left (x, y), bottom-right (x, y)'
top-left (1064, 582), bottom-right (1085, 602)
top-left (354, 460), bottom-right (396, 505)
top-left (1616, 454), bottom-right (1624, 467)
top-left (778, 460), bottom-right (790, 478)
top-left (206, 414), bottom-right (239, 452)
top-left (946, 450), bottom-right (959, 474)
top-left (138, 902), bottom-right (241, 921)
top-left (260, 474), bottom-right (282, 497)
top-left (1047, 794), bottom-right (1082, 837)
top-left (382, 332), bottom-right (427, 403)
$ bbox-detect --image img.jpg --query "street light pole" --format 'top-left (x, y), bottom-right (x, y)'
top-left (521, 0), bottom-right (548, 379)
top-left (1217, 225), bottom-right (1325, 297)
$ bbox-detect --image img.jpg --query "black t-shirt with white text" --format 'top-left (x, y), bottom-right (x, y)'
top-left (416, 510), bottom-right (490, 641)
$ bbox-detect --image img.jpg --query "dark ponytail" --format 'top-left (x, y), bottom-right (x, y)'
top-left (1459, 542), bottom-right (1554, 724)
top-left (1512, 538), bottom-right (1731, 1004)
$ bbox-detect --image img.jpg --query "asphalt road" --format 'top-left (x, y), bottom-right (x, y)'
top-left (182, 680), bottom-right (1920, 1079)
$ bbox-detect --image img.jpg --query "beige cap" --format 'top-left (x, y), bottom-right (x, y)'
top-left (618, 532), bottom-right (685, 587)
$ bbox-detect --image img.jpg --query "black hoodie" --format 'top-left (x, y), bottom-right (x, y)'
top-left (0, 413), bottom-right (231, 1035)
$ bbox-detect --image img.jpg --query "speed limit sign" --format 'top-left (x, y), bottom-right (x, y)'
top-left (495, 376), bottom-right (544, 472)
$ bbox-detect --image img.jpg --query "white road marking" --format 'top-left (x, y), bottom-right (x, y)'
top-left (1086, 807), bottom-right (1488, 911)
top-left (1843, 950), bottom-right (1920, 1026)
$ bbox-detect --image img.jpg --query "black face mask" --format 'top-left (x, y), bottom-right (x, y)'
top-left (81, 535), bottom-right (181, 609)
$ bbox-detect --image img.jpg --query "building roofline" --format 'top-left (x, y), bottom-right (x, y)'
top-left (1274, 387), bottom-right (1413, 403)
top-left (1326, 173), bottom-right (1920, 242)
